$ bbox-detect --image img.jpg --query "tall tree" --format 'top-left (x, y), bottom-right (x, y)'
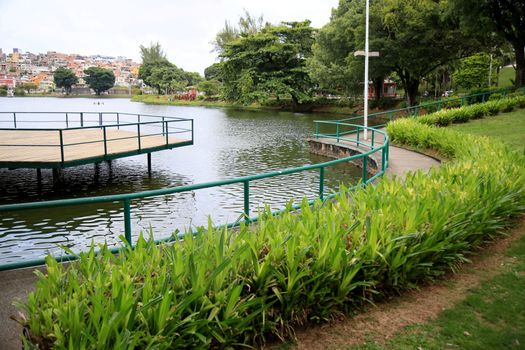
top-left (53, 67), bottom-right (78, 95)
top-left (221, 21), bottom-right (316, 111)
top-left (211, 10), bottom-right (265, 54)
top-left (453, 0), bottom-right (525, 87)
top-left (312, 0), bottom-right (480, 106)
top-left (83, 67), bottom-right (115, 95)
top-left (139, 42), bottom-right (168, 64)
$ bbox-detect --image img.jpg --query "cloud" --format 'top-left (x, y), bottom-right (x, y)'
top-left (0, 0), bottom-right (338, 74)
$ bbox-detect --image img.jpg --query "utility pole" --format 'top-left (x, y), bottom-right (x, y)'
top-left (354, 0), bottom-right (379, 140)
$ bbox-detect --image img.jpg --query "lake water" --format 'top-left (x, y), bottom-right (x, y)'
top-left (0, 97), bottom-right (362, 265)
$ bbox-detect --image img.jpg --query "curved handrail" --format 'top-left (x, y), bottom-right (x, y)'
top-left (0, 124), bottom-right (389, 271)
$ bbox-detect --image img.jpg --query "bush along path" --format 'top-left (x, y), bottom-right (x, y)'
top-left (15, 108), bottom-right (525, 349)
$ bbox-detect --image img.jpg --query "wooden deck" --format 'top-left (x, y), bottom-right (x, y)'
top-left (0, 128), bottom-right (190, 167)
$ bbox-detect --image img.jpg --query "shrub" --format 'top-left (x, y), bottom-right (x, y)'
top-left (18, 116), bottom-right (525, 348)
top-left (415, 94), bottom-right (525, 126)
top-left (489, 93), bottom-right (503, 101)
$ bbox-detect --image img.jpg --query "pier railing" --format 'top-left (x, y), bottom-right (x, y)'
top-left (0, 112), bottom-right (194, 168)
top-left (0, 124), bottom-right (389, 271)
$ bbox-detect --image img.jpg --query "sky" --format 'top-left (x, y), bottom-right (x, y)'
top-left (0, 0), bottom-right (339, 74)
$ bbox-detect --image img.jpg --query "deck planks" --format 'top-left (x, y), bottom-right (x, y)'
top-left (0, 128), bottom-right (188, 165)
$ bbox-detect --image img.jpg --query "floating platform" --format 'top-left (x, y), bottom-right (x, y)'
top-left (0, 112), bottom-right (193, 169)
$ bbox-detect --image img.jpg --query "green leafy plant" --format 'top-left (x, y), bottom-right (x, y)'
top-left (17, 106), bottom-right (525, 349)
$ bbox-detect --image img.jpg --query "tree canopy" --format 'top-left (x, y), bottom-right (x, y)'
top-left (311, 0), bottom-right (480, 106)
top-left (452, 0), bottom-right (525, 87)
top-left (83, 67), bottom-right (115, 95)
top-left (138, 42), bottom-right (202, 94)
top-left (220, 20), bottom-right (316, 111)
top-left (53, 67), bottom-right (78, 95)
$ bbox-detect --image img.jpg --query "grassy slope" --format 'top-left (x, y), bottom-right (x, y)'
top-left (353, 230), bottom-right (525, 350)
top-left (450, 109), bottom-right (525, 151)
top-left (349, 110), bottom-right (525, 350)
top-left (498, 66), bottom-right (516, 88)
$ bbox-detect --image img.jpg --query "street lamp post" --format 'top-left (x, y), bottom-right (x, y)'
top-left (354, 0), bottom-right (378, 141)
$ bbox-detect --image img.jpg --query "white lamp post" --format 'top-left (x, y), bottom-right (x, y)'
top-left (354, 0), bottom-right (378, 141)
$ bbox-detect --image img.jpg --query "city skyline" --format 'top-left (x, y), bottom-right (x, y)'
top-left (0, 0), bottom-right (338, 74)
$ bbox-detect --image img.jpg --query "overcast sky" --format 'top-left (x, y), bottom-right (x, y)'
top-left (0, 0), bottom-right (339, 74)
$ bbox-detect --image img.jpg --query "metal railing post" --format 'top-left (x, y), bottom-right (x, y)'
top-left (371, 129), bottom-right (375, 147)
top-left (65, 113), bottom-right (69, 128)
top-left (137, 124), bottom-right (141, 150)
top-left (162, 117), bottom-right (165, 136)
top-left (336, 123), bottom-right (340, 142)
top-left (319, 167), bottom-right (325, 201)
top-left (165, 121), bottom-right (169, 145)
top-left (362, 155), bottom-right (368, 184)
top-left (356, 126), bottom-right (360, 146)
top-left (103, 126), bottom-right (107, 156)
top-left (117, 113), bottom-right (120, 129)
top-left (80, 112), bottom-right (84, 127)
top-left (123, 199), bottom-right (132, 245)
top-left (315, 122), bottom-right (319, 139)
top-left (243, 181), bottom-right (250, 223)
top-left (13, 112), bottom-right (16, 128)
top-left (59, 130), bottom-right (65, 163)
top-left (99, 112), bottom-right (102, 126)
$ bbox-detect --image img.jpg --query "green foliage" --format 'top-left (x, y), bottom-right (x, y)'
top-left (138, 42), bottom-right (202, 94)
top-left (212, 10), bottom-right (265, 54)
top-left (53, 67), bottom-right (78, 95)
top-left (19, 110), bottom-right (525, 348)
top-left (221, 21), bottom-right (316, 111)
top-left (13, 87), bottom-right (25, 96)
top-left (453, 53), bottom-right (492, 90)
top-left (417, 95), bottom-right (525, 126)
top-left (0, 85), bottom-right (7, 96)
top-left (83, 67), bottom-right (115, 95)
top-left (452, 0), bottom-right (525, 87)
top-left (197, 79), bottom-right (221, 98)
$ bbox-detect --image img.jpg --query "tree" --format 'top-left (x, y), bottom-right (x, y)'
top-left (139, 42), bottom-right (167, 64)
top-left (197, 79), bottom-right (221, 97)
top-left (453, 53), bottom-right (493, 90)
top-left (211, 10), bottom-right (265, 54)
top-left (138, 42), bottom-right (202, 94)
top-left (53, 67), bottom-right (78, 95)
top-left (308, 0), bottom-right (391, 99)
top-left (18, 82), bottom-right (38, 94)
top-left (221, 21), bottom-right (316, 111)
top-left (83, 67), bottom-right (115, 95)
top-left (311, 0), bottom-right (481, 106)
top-left (452, 0), bottom-right (525, 88)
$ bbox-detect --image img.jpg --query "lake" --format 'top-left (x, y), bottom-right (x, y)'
top-left (0, 97), bottom-right (362, 265)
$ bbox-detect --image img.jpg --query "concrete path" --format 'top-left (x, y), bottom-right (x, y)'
top-left (0, 129), bottom-right (440, 349)
top-left (312, 127), bottom-right (439, 177)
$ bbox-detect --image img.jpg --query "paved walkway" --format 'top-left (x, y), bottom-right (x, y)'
top-left (0, 131), bottom-right (439, 349)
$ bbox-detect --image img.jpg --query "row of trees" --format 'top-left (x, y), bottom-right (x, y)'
top-left (135, 2), bottom-right (523, 109)
top-left (190, 0), bottom-right (522, 109)
top-left (53, 67), bottom-right (115, 95)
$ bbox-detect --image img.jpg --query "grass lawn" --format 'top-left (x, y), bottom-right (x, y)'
top-left (449, 109), bottom-right (525, 151)
top-left (346, 110), bottom-right (525, 350)
top-left (498, 66), bottom-right (516, 88)
top-left (351, 229), bottom-right (525, 350)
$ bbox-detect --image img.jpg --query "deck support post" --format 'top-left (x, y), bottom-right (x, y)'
top-left (147, 153), bottom-right (152, 177)
top-left (36, 168), bottom-right (42, 188)
top-left (52, 168), bottom-right (63, 186)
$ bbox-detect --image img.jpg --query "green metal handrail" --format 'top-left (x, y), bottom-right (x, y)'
top-left (0, 112), bottom-right (194, 168)
top-left (0, 124), bottom-right (389, 271)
